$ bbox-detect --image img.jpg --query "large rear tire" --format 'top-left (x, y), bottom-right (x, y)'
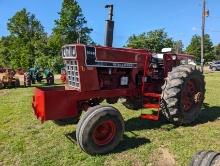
top-left (161, 65), bottom-right (205, 125)
top-left (76, 105), bottom-right (124, 155)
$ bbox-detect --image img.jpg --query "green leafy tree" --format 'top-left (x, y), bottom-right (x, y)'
top-left (214, 44), bottom-right (220, 60)
top-left (7, 8), bottom-right (47, 69)
top-left (48, 0), bottom-right (93, 72)
top-left (0, 36), bottom-right (12, 67)
top-left (50, 0), bottom-right (93, 54)
top-left (186, 34), bottom-right (215, 63)
top-left (126, 29), bottom-right (173, 52)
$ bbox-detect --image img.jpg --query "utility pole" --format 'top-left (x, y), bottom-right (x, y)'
top-left (201, 0), bottom-right (209, 73)
top-left (201, 0), bottom-right (205, 73)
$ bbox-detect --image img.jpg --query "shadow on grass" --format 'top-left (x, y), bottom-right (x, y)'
top-left (53, 118), bottom-right (79, 126)
top-left (193, 103), bottom-right (220, 125)
top-left (65, 131), bottom-right (77, 143)
top-left (62, 103), bottom-right (220, 154)
top-left (125, 103), bottom-right (220, 131)
top-left (65, 131), bottom-right (150, 154)
top-left (125, 115), bottom-right (175, 132)
top-left (112, 135), bottom-right (150, 154)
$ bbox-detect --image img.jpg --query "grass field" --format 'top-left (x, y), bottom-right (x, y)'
top-left (0, 72), bottom-right (220, 166)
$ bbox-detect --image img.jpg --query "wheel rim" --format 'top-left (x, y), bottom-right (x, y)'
top-left (92, 120), bottom-right (116, 146)
top-left (181, 79), bottom-right (202, 112)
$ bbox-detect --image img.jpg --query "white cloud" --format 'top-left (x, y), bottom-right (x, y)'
top-left (192, 26), bottom-right (198, 31)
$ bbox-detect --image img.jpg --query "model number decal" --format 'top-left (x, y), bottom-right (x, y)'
top-left (85, 46), bottom-right (137, 68)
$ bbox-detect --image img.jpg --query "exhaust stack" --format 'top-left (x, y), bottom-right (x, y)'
top-left (104, 4), bottom-right (114, 47)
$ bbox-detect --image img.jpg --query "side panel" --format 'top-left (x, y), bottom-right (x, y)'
top-left (76, 46), bottom-right (100, 91)
top-left (75, 45), bottom-right (147, 92)
top-left (44, 91), bottom-right (78, 121)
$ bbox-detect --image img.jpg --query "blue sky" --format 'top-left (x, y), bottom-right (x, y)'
top-left (0, 0), bottom-right (219, 48)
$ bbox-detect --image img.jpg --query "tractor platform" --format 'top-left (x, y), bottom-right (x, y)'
top-left (141, 92), bottom-right (161, 121)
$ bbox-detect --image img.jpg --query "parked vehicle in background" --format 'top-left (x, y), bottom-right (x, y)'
top-left (209, 61), bottom-right (220, 71)
top-left (24, 67), bottom-right (54, 86)
top-left (16, 68), bottom-right (25, 75)
top-left (1, 68), bottom-right (20, 88)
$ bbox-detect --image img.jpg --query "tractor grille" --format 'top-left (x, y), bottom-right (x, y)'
top-left (61, 45), bottom-right (80, 89)
top-left (65, 60), bottom-right (80, 89)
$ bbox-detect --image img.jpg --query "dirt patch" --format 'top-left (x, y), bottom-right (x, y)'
top-left (150, 148), bottom-right (176, 166)
top-left (0, 89), bottom-right (9, 96)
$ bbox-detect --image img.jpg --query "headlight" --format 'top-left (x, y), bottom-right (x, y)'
top-left (71, 47), bottom-right (76, 57)
top-left (62, 46), bottom-right (76, 58)
top-left (65, 47), bottom-right (69, 56)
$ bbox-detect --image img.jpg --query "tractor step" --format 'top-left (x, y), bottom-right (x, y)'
top-left (140, 109), bottom-right (160, 120)
top-left (143, 93), bottom-right (161, 98)
top-left (143, 103), bottom-right (160, 109)
top-left (143, 92), bottom-right (161, 109)
top-left (141, 93), bottom-right (161, 121)
top-left (140, 114), bottom-right (159, 121)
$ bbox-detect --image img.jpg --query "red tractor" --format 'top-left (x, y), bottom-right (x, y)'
top-left (32, 5), bottom-right (205, 155)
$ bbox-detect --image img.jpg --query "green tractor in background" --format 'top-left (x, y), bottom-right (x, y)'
top-left (24, 67), bottom-right (54, 87)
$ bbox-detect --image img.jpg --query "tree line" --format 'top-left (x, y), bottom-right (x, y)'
top-left (0, 0), bottom-right (93, 73)
top-left (0, 0), bottom-right (219, 73)
top-left (126, 29), bottom-right (220, 63)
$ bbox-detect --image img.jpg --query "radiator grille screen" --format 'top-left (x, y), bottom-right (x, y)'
top-left (65, 59), bottom-right (80, 89)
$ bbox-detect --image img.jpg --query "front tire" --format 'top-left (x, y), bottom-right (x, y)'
top-left (76, 105), bottom-right (124, 155)
top-left (161, 65), bottom-right (205, 125)
top-left (190, 151), bottom-right (220, 166)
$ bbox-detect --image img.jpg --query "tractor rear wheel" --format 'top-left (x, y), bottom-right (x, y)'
top-left (161, 65), bottom-right (205, 125)
top-left (76, 105), bottom-right (124, 155)
top-left (24, 73), bottom-right (31, 87)
top-left (46, 74), bottom-right (54, 85)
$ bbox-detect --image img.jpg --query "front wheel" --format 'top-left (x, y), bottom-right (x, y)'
top-left (190, 151), bottom-right (220, 166)
top-left (76, 105), bottom-right (124, 155)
